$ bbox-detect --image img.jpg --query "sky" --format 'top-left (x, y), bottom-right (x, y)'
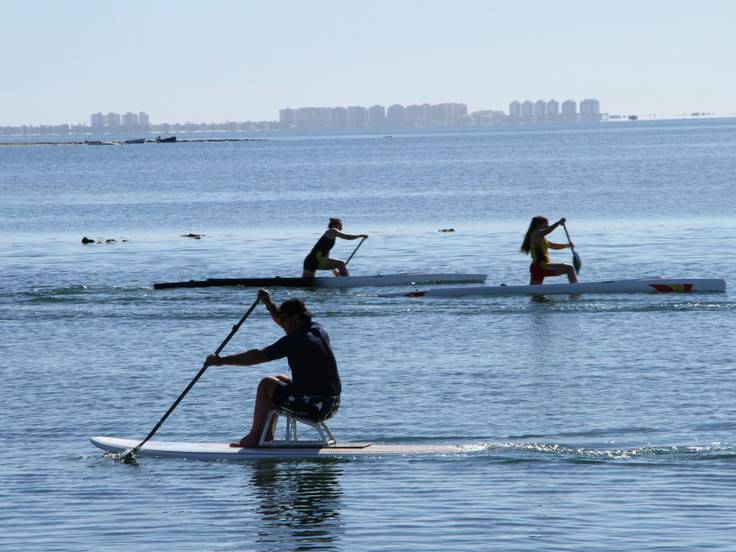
top-left (1, 0), bottom-right (735, 125)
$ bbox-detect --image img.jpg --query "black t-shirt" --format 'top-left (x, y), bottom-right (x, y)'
top-left (262, 322), bottom-right (341, 396)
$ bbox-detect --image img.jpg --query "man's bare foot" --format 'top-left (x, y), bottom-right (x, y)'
top-left (229, 434), bottom-right (260, 448)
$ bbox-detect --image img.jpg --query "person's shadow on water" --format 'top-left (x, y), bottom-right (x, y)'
top-left (249, 459), bottom-right (345, 550)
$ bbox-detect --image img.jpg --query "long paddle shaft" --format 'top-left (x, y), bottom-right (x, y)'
top-left (122, 296), bottom-right (260, 461)
top-left (561, 222), bottom-right (582, 274)
top-left (345, 237), bottom-right (366, 266)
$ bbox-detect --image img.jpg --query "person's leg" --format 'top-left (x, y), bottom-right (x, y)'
top-left (303, 255), bottom-right (317, 278)
top-left (325, 258), bottom-right (348, 276)
top-left (547, 263), bottom-right (578, 283)
top-left (529, 263), bottom-right (544, 285)
top-left (231, 376), bottom-right (283, 447)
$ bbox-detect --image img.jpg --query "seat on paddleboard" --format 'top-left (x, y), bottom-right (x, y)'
top-left (259, 408), bottom-right (337, 448)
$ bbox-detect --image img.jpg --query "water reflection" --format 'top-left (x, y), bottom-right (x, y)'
top-left (250, 460), bottom-right (344, 551)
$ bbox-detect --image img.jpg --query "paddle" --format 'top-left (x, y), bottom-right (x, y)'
top-left (119, 296), bottom-right (261, 464)
top-left (561, 222), bottom-right (582, 274)
top-left (344, 237), bottom-right (366, 266)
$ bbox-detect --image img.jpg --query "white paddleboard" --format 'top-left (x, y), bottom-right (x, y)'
top-left (91, 436), bottom-right (463, 460)
top-left (380, 277), bottom-right (727, 298)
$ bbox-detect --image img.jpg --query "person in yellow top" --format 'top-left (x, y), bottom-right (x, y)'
top-left (520, 216), bottom-right (578, 285)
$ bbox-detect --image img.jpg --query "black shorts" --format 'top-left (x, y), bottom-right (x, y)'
top-left (272, 382), bottom-right (340, 423)
top-left (303, 254), bottom-right (318, 272)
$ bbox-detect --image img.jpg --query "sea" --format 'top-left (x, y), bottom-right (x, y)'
top-left (1, 119), bottom-right (735, 551)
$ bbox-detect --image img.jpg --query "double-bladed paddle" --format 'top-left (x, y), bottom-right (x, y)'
top-left (119, 296), bottom-right (261, 464)
top-left (561, 222), bottom-right (582, 274)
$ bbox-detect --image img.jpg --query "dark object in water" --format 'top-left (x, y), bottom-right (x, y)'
top-left (439, 228), bottom-right (455, 233)
top-left (81, 236), bottom-right (127, 244)
top-left (156, 136), bottom-right (177, 143)
top-left (181, 233), bottom-right (203, 239)
top-left (124, 138), bottom-right (146, 144)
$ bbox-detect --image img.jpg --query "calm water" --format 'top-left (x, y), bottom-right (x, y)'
top-left (1, 120), bottom-right (735, 551)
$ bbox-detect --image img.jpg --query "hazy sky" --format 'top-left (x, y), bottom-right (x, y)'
top-left (2, 0), bottom-right (735, 125)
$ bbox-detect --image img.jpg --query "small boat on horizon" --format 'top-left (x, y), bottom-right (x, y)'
top-left (156, 135), bottom-right (177, 143)
top-left (85, 140), bottom-right (119, 146)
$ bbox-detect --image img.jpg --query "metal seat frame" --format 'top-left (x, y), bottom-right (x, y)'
top-left (258, 408), bottom-right (337, 447)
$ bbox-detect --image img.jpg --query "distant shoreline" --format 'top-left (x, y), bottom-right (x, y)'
top-left (0, 137), bottom-right (268, 147)
top-left (1, 116), bottom-right (735, 146)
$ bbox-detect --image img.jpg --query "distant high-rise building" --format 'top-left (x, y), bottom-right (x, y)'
top-left (404, 104), bottom-right (427, 127)
top-left (122, 112), bottom-right (139, 129)
top-left (386, 104), bottom-right (405, 127)
top-left (90, 112), bottom-right (105, 129)
top-left (277, 101), bottom-right (474, 130)
top-left (138, 111), bottom-right (150, 129)
top-left (332, 107), bottom-right (348, 129)
top-left (346, 106), bottom-right (366, 129)
top-left (296, 107), bottom-right (332, 128)
top-left (368, 105), bottom-right (386, 127)
top-left (106, 112), bottom-right (121, 129)
top-left (426, 104), bottom-right (444, 126)
top-left (534, 100), bottom-right (547, 119)
top-left (438, 103), bottom-right (468, 125)
top-left (561, 100), bottom-right (577, 121)
top-left (546, 100), bottom-right (560, 120)
top-left (521, 100), bottom-right (534, 119)
top-left (508, 101), bottom-right (521, 119)
top-left (579, 98), bottom-right (601, 121)
top-left (279, 108), bottom-right (295, 126)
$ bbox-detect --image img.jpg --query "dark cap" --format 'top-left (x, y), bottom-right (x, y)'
top-left (279, 298), bottom-right (313, 318)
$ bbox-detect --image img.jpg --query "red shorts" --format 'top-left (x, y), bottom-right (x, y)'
top-left (530, 262), bottom-right (555, 283)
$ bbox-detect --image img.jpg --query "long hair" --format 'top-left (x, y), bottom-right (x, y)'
top-left (520, 216), bottom-right (548, 254)
top-left (328, 218), bottom-right (342, 229)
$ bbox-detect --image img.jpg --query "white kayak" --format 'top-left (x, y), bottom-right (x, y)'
top-left (380, 277), bottom-right (727, 298)
top-left (90, 436), bottom-right (463, 460)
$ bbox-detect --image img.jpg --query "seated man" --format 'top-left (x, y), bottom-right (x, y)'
top-left (205, 289), bottom-right (341, 447)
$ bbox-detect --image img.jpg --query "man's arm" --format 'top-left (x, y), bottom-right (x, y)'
top-left (205, 349), bottom-right (268, 368)
top-left (258, 288), bottom-right (283, 327)
top-left (548, 241), bottom-right (573, 250)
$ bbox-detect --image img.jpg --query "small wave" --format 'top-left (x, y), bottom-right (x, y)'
top-left (509, 426), bottom-right (659, 439)
top-left (490, 440), bottom-right (736, 461)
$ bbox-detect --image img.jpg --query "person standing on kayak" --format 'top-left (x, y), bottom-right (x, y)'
top-left (521, 216), bottom-right (578, 285)
top-left (303, 218), bottom-right (368, 277)
top-left (204, 289), bottom-right (341, 448)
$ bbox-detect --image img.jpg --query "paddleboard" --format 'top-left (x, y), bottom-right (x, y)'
top-left (153, 273), bottom-right (486, 290)
top-left (379, 277), bottom-right (727, 298)
top-left (91, 436), bottom-right (463, 460)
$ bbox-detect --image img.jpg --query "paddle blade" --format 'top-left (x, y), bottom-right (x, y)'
top-left (573, 251), bottom-right (582, 273)
top-left (106, 448), bottom-right (139, 465)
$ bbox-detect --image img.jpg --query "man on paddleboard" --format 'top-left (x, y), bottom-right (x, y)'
top-left (521, 216), bottom-right (578, 285)
top-left (204, 289), bottom-right (340, 448)
top-left (302, 218), bottom-right (368, 277)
